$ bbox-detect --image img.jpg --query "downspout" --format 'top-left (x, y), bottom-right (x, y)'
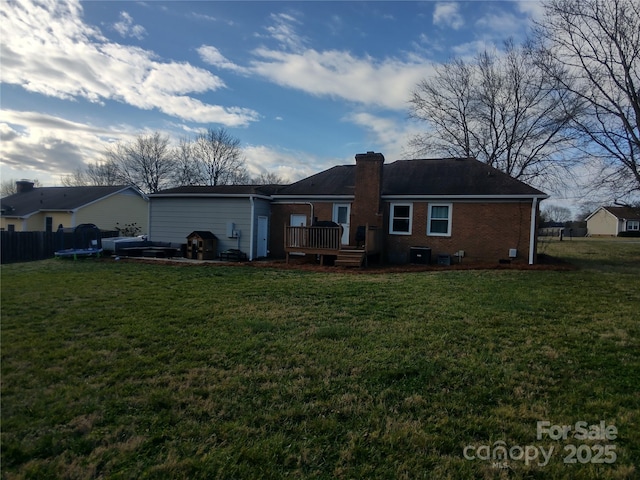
top-left (528, 197), bottom-right (538, 265)
top-left (249, 195), bottom-right (255, 261)
top-left (307, 202), bottom-right (314, 224)
top-left (147, 199), bottom-right (152, 238)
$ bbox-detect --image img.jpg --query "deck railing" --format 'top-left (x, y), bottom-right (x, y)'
top-left (285, 226), bottom-right (342, 252)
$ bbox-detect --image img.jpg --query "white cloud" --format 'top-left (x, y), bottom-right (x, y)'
top-left (516, 0), bottom-right (546, 21)
top-left (113, 11), bottom-right (146, 40)
top-left (243, 145), bottom-right (324, 183)
top-left (249, 48), bottom-right (435, 111)
top-left (345, 112), bottom-right (424, 160)
top-left (197, 45), bottom-right (249, 74)
top-left (264, 12), bottom-right (307, 52)
top-left (433, 3), bottom-right (464, 30)
top-left (0, 0), bottom-right (259, 126)
top-left (475, 11), bottom-right (531, 38)
top-left (450, 39), bottom-right (495, 59)
top-left (0, 109), bottom-right (138, 185)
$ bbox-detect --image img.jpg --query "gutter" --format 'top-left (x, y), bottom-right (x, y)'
top-left (383, 194), bottom-right (550, 201)
top-left (249, 196), bottom-right (255, 261)
top-left (529, 197), bottom-right (539, 265)
top-left (150, 193), bottom-right (272, 201)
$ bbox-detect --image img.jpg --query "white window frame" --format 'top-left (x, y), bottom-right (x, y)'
top-left (627, 220), bottom-right (639, 231)
top-left (427, 203), bottom-right (452, 237)
top-left (389, 203), bottom-right (413, 235)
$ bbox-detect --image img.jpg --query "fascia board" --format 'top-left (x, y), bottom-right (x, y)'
top-left (382, 194), bottom-right (549, 201)
top-left (271, 195), bottom-right (354, 202)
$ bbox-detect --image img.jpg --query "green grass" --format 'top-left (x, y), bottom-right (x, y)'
top-left (2, 239), bottom-right (639, 479)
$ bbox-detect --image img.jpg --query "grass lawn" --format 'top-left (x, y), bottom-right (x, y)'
top-left (1, 238), bottom-right (639, 479)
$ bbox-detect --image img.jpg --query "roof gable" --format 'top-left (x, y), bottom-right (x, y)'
top-left (1, 186), bottom-right (143, 217)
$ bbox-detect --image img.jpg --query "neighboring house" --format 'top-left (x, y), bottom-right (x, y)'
top-left (271, 152), bottom-right (548, 264)
top-left (585, 206), bottom-right (640, 236)
top-left (148, 185), bottom-right (278, 261)
top-left (0, 181), bottom-right (149, 233)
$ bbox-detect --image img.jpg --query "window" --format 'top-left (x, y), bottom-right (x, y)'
top-left (389, 203), bottom-right (412, 234)
top-left (628, 220), bottom-right (639, 231)
top-left (427, 203), bottom-right (452, 236)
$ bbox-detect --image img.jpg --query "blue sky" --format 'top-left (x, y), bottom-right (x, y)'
top-left (1, 0), bottom-right (545, 189)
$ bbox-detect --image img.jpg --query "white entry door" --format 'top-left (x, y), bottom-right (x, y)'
top-left (257, 216), bottom-right (268, 258)
top-left (332, 203), bottom-right (350, 245)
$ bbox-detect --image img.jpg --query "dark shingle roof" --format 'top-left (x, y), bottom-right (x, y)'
top-left (275, 166), bottom-right (355, 196)
top-left (603, 206), bottom-right (640, 219)
top-left (1, 186), bottom-right (139, 217)
top-left (277, 158), bottom-right (546, 197)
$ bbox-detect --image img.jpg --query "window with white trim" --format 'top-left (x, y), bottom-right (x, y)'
top-left (427, 203), bottom-right (452, 236)
top-left (389, 203), bottom-right (412, 234)
top-left (628, 220), bottom-right (639, 231)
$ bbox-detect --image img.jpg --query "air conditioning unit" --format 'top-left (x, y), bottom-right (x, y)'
top-left (409, 246), bottom-right (431, 264)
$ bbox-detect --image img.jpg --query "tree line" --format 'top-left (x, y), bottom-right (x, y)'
top-left (60, 128), bottom-right (283, 193)
top-left (409, 0), bottom-right (639, 204)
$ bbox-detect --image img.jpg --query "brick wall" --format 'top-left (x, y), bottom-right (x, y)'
top-left (384, 201), bottom-right (535, 264)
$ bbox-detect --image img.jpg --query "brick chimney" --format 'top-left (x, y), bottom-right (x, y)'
top-left (350, 151), bottom-right (384, 244)
top-left (16, 180), bottom-right (35, 193)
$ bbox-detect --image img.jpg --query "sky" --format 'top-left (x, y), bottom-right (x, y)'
top-left (2, 1), bottom-right (552, 193)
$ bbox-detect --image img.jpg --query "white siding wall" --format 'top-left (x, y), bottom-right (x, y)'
top-left (149, 197), bottom-right (253, 255)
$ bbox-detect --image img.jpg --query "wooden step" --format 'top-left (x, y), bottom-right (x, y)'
top-left (335, 249), bottom-right (366, 267)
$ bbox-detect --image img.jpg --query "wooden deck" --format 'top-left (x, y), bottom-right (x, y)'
top-left (284, 225), bottom-right (382, 266)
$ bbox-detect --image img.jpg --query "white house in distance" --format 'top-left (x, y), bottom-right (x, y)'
top-left (585, 206), bottom-right (640, 236)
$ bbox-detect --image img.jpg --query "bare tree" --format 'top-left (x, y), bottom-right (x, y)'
top-left (408, 41), bottom-right (582, 188)
top-left (540, 203), bottom-right (573, 223)
top-left (106, 132), bottom-right (174, 193)
top-left (192, 127), bottom-right (248, 186)
top-left (534, 0), bottom-right (640, 200)
top-left (85, 160), bottom-right (122, 186)
top-left (252, 172), bottom-right (286, 185)
top-left (60, 168), bottom-right (88, 187)
top-left (171, 137), bottom-right (201, 187)
top-left (60, 160), bottom-right (122, 186)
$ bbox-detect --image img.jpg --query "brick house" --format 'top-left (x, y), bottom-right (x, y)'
top-left (270, 152), bottom-right (548, 265)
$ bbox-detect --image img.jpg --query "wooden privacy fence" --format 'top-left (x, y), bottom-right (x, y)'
top-left (0, 230), bottom-right (118, 264)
